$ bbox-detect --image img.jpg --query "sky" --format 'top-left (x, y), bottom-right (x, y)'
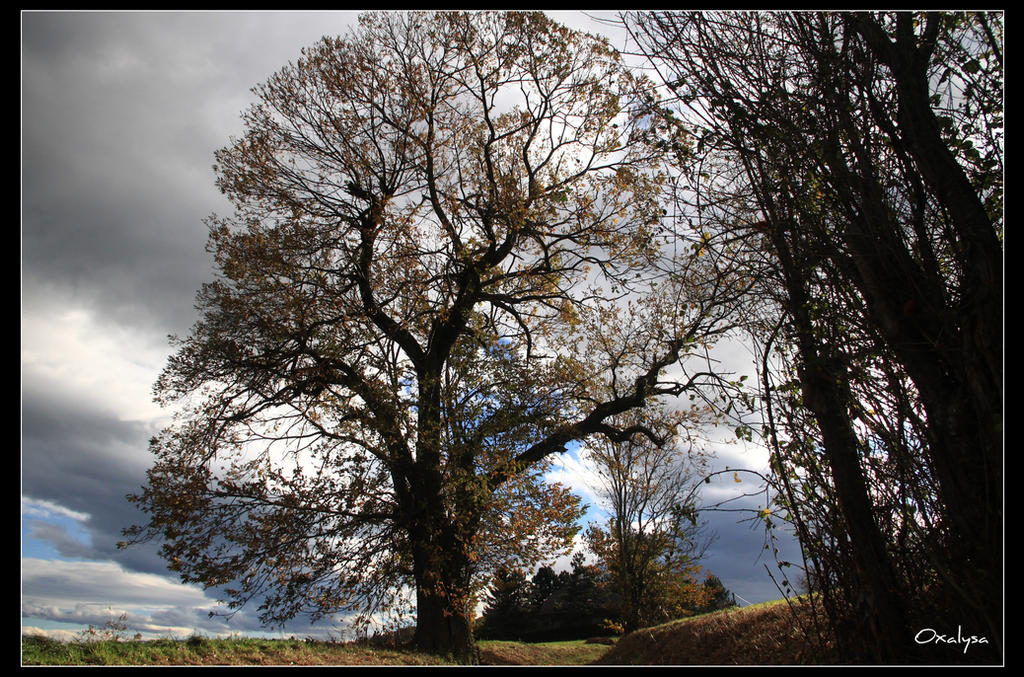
top-left (21, 9), bottom-right (801, 642)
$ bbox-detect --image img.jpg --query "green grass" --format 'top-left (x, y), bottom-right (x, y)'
top-left (21, 633), bottom-right (612, 666)
top-left (22, 632), bottom-right (620, 666)
top-left (21, 634), bottom-right (461, 666)
top-left (23, 599), bottom-right (825, 666)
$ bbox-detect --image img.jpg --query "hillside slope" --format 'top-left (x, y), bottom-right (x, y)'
top-left (596, 598), bottom-right (836, 665)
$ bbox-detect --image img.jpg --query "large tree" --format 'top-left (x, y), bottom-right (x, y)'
top-left (122, 11), bottom-right (741, 662)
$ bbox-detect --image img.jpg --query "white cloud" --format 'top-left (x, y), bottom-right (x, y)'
top-left (19, 556), bottom-right (350, 640)
top-left (21, 301), bottom-right (172, 424)
top-left (545, 448), bottom-right (607, 517)
top-left (22, 497), bottom-right (91, 523)
top-left (20, 557), bottom-right (248, 639)
top-left (22, 626), bottom-right (80, 642)
top-left (21, 558), bottom-right (213, 610)
top-left (21, 602), bottom-right (213, 640)
top-left (20, 557), bottom-right (346, 638)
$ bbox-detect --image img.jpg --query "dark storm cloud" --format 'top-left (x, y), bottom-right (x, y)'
top-left (20, 378), bottom-right (165, 568)
top-left (21, 10), bottom-right (363, 575)
top-left (691, 444), bottom-right (806, 604)
top-left (23, 13), bottom-right (220, 335)
top-left (698, 503), bottom-right (804, 604)
top-left (21, 11), bottom-right (357, 335)
top-left (21, 13), bottom-right (364, 636)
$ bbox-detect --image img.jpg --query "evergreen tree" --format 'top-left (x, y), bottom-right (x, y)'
top-left (476, 566), bottom-right (530, 640)
top-left (528, 566), bottom-right (560, 613)
top-left (697, 574), bottom-right (735, 613)
top-left (477, 555), bottom-right (620, 641)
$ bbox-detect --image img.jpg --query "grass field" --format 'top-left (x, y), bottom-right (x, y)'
top-left (20, 634), bottom-right (461, 666)
top-left (22, 598), bottom-right (831, 666)
top-left (20, 633), bottom-right (616, 666)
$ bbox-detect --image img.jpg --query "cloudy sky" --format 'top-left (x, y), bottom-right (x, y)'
top-left (21, 10), bottom-right (800, 642)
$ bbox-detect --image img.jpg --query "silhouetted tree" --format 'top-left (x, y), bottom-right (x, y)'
top-left (624, 10), bottom-right (1002, 662)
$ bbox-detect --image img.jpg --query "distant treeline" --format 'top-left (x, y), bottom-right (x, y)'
top-left (475, 554), bottom-right (733, 642)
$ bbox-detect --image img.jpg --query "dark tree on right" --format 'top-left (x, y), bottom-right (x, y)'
top-left (623, 11), bottom-right (1002, 663)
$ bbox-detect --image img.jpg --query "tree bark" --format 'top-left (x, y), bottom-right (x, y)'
top-left (835, 15), bottom-right (1003, 650)
top-left (406, 369), bottom-right (481, 664)
top-left (408, 514), bottom-right (480, 664)
top-left (412, 564), bottom-right (478, 662)
top-left (771, 223), bottom-right (914, 662)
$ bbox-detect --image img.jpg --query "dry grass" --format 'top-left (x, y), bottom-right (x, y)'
top-left (479, 639), bottom-right (611, 665)
top-left (596, 597), bottom-right (837, 665)
top-left (22, 634), bottom-right (610, 666)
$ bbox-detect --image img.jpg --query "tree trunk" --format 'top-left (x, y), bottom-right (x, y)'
top-left (413, 583), bottom-right (478, 663)
top-left (798, 349), bottom-right (914, 662)
top-left (408, 523), bottom-right (480, 664)
top-left (771, 225), bottom-right (914, 662)
top-left (844, 19), bottom-right (1003, 653)
top-left (820, 109), bottom-right (1002, 657)
top-left (407, 375), bottom-right (480, 663)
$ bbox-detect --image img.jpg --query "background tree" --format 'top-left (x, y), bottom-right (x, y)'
top-left (122, 10), bottom-right (744, 663)
top-left (696, 574), bottom-right (735, 614)
top-left (475, 565), bottom-right (530, 640)
top-left (476, 555), bottom-right (619, 641)
top-left (583, 409), bottom-right (716, 631)
top-left (623, 10), bottom-right (1003, 662)
top-left (527, 565), bottom-right (561, 614)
